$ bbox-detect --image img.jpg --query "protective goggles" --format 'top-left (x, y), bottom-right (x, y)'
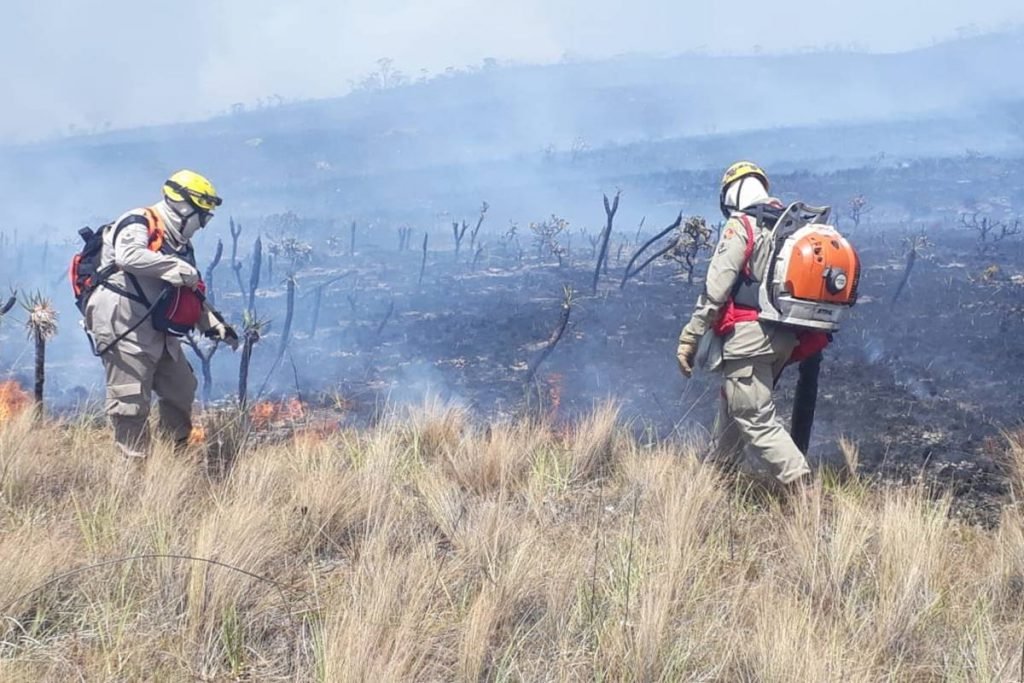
top-left (165, 180), bottom-right (223, 212)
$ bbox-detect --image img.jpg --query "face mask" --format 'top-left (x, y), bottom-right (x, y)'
top-left (181, 212), bottom-right (205, 240)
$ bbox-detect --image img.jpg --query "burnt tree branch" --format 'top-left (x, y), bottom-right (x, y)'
top-left (419, 233), bottom-right (429, 287)
top-left (452, 221), bottom-right (469, 259)
top-left (205, 239), bottom-right (224, 306)
top-left (469, 201), bottom-right (489, 251)
top-left (185, 334), bottom-right (220, 405)
top-left (248, 236), bottom-right (263, 313)
top-left (525, 285), bottom-right (574, 385)
top-left (592, 191), bottom-right (620, 294)
top-left (620, 213), bottom-right (683, 289)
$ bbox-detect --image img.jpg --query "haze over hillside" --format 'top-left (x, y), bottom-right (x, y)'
top-left (2, 30), bottom-right (1023, 236)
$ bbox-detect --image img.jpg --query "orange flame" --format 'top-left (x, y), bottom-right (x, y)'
top-left (0, 381), bottom-right (31, 423)
top-left (250, 401), bottom-right (277, 428)
top-left (250, 397), bottom-right (306, 429)
top-left (188, 425), bottom-right (207, 446)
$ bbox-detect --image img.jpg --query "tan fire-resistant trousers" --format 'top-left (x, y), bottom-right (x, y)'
top-left (711, 352), bottom-right (810, 485)
top-left (102, 347), bottom-right (197, 456)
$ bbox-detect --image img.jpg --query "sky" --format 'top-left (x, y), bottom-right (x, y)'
top-left (1, 0), bottom-right (1021, 142)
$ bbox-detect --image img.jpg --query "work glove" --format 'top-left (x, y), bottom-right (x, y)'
top-left (205, 321), bottom-right (240, 351)
top-left (172, 262), bottom-right (202, 290)
top-left (676, 340), bottom-right (697, 378)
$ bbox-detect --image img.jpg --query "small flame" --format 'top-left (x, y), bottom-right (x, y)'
top-left (188, 425), bottom-right (207, 446)
top-left (251, 401), bottom-right (277, 428)
top-left (250, 397), bottom-right (306, 429)
top-left (0, 381), bottom-right (31, 423)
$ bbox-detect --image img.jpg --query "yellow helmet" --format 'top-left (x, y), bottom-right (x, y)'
top-left (721, 161), bottom-right (769, 192)
top-left (163, 170), bottom-right (222, 212)
top-left (720, 161), bottom-right (769, 217)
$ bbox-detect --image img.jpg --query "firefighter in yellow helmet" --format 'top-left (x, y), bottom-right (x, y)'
top-left (83, 170), bottom-right (238, 458)
top-left (675, 162), bottom-right (811, 489)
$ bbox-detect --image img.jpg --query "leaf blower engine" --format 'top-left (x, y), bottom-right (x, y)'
top-left (746, 202), bottom-right (861, 331)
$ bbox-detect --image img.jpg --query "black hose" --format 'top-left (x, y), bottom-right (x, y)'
top-left (790, 351), bottom-right (822, 455)
top-left (90, 289), bottom-right (169, 357)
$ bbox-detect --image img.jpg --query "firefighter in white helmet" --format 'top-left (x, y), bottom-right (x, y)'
top-left (676, 162), bottom-right (811, 488)
top-left (83, 170), bottom-right (238, 457)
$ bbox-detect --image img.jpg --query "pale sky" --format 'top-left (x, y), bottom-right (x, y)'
top-left (1, 0), bottom-right (1021, 142)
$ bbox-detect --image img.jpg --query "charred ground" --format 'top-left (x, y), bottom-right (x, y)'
top-left (2, 166), bottom-right (1024, 524)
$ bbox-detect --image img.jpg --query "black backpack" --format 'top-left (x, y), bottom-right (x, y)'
top-left (70, 224), bottom-right (115, 315)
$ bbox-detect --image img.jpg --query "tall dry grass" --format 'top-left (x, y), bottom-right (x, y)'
top-left (0, 404), bottom-right (1023, 681)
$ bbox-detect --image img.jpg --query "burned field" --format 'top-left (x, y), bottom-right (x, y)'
top-left (2, 206), bottom-right (1023, 522)
top-left (146, 216), bottom-right (1022, 520)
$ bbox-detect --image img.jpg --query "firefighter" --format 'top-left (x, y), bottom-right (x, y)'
top-left (675, 162), bottom-right (811, 488)
top-left (84, 170), bottom-right (238, 457)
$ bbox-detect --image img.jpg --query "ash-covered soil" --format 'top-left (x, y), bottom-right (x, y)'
top-left (274, 228), bottom-right (1022, 523)
top-left (8, 224), bottom-right (1024, 522)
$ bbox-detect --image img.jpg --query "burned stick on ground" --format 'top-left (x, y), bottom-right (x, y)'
top-left (349, 220), bottom-right (357, 257)
top-left (23, 293), bottom-right (57, 415)
top-left (274, 275), bottom-right (297, 369)
top-left (471, 242), bottom-right (486, 271)
top-left (307, 273), bottom-right (352, 337)
top-left (469, 201), bottom-right (489, 252)
top-left (376, 300), bottom-right (396, 337)
top-left (229, 217), bottom-right (242, 264)
top-left (288, 353), bottom-right (305, 408)
top-left (230, 218), bottom-right (246, 303)
top-left (253, 275), bottom-right (297, 400)
top-left (419, 233), bottom-right (429, 287)
top-left (452, 220), bottom-right (469, 260)
top-left (620, 213), bottom-right (684, 289)
top-left (346, 286), bottom-right (360, 315)
top-left (398, 226), bottom-right (413, 251)
top-left (205, 238), bottom-right (223, 306)
top-left (185, 334), bottom-right (219, 405)
top-left (892, 232), bottom-right (931, 305)
top-left (310, 287), bottom-right (324, 337)
top-left (634, 216), bottom-right (646, 245)
top-left (238, 312), bottom-right (266, 409)
top-left (525, 285), bottom-right (574, 386)
top-left (592, 191), bottom-right (621, 294)
top-left (248, 236), bottom-right (263, 313)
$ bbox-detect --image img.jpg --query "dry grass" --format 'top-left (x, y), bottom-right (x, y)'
top-left (1, 405), bottom-right (1023, 681)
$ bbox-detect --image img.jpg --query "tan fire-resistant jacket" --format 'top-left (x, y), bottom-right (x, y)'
top-left (84, 201), bottom-right (216, 361)
top-left (678, 202), bottom-right (797, 361)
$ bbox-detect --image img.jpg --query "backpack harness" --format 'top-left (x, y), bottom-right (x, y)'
top-left (711, 210), bottom-right (830, 364)
top-left (71, 209), bottom-right (206, 356)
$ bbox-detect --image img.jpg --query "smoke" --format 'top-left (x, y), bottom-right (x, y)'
top-left (2, 6), bottom-right (1024, 456)
top-left (3, 0), bottom-right (1023, 141)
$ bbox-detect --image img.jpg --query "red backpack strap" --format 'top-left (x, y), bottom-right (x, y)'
top-left (736, 214), bottom-right (756, 276)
